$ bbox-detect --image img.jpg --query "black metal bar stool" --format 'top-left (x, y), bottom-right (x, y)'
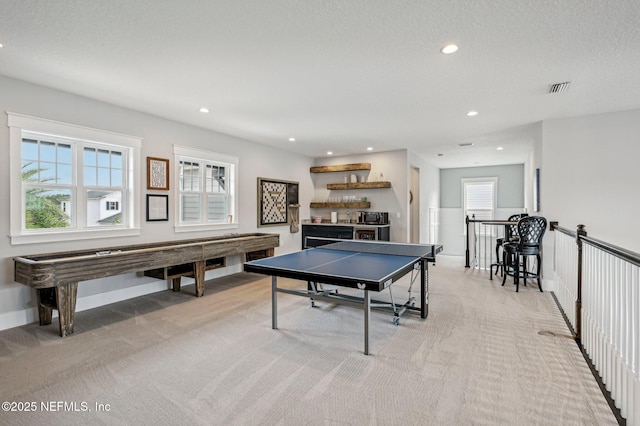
top-left (490, 213), bottom-right (527, 279)
top-left (501, 216), bottom-right (546, 292)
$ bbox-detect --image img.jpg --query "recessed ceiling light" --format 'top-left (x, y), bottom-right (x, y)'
top-left (441, 44), bottom-right (459, 54)
top-left (327, 151), bottom-right (333, 156)
top-left (366, 147), bottom-right (373, 151)
top-left (466, 111), bottom-right (478, 117)
top-left (497, 146), bottom-right (504, 150)
top-left (199, 107), bottom-right (209, 113)
top-left (0, 43), bottom-right (4, 48)
top-left (289, 137), bottom-right (296, 142)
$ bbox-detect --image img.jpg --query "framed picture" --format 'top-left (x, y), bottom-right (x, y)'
top-left (258, 178), bottom-right (299, 227)
top-left (146, 194), bottom-right (169, 221)
top-left (147, 157), bottom-right (170, 190)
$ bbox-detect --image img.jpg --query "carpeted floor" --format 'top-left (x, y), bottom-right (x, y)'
top-left (0, 255), bottom-right (618, 425)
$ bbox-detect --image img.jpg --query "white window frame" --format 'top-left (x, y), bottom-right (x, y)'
top-left (173, 145), bottom-right (239, 233)
top-left (462, 177), bottom-right (498, 235)
top-left (8, 112), bottom-right (141, 245)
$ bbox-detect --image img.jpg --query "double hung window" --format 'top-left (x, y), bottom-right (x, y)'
top-left (8, 113), bottom-right (141, 244)
top-left (463, 177), bottom-right (497, 234)
top-left (174, 145), bottom-right (238, 231)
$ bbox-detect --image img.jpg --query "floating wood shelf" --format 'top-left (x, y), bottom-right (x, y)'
top-left (310, 163), bottom-right (371, 173)
top-left (310, 202), bottom-right (371, 209)
top-left (326, 181), bottom-right (391, 190)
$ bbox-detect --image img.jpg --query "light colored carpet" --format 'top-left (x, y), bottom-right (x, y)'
top-left (0, 255), bottom-right (617, 425)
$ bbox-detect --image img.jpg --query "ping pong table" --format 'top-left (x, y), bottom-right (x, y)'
top-left (243, 238), bottom-right (443, 354)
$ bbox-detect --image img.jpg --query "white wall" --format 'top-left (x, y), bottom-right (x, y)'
top-left (0, 75), bottom-right (313, 331)
top-left (410, 166), bottom-right (420, 243)
top-left (525, 122), bottom-right (543, 215)
top-left (541, 109), bottom-right (640, 254)
top-left (409, 150), bottom-right (440, 245)
top-left (538, 109), bottom-right (640, 293)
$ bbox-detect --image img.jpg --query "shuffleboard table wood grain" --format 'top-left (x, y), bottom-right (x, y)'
top-left (14, 233), bottom-right (279, 337)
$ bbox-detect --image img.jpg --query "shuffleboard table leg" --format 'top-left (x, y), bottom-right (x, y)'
top-left (172, 277), bottom-right (182, 292)
top-left (194, 261), bottom-right (206, 297)
top-left (36, 288), bottom-right (55, 326)
top-left (55, 283), bottom-right (78, 337)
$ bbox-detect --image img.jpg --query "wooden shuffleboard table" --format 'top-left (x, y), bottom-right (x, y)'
top-left (14, 233), bottom-right (279, 337)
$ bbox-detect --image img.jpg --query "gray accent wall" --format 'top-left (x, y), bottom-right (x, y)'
top-left (440, 164), bottom-right (524, 208)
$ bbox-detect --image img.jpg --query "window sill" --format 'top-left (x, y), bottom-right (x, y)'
top-left (10, 228), bottom-right (142, 246)
top-left (174, 223), bottom-right (240, 233)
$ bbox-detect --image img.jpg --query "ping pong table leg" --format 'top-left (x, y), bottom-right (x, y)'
top-left (272, 276), bottom-right (278, 329)
top-left (421, 259), bottom-right (428, 319)
top-left (364, 290), bottom-right (370, 355)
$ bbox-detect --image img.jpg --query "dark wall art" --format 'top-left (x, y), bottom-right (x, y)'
top-left (257, 177), bottom-right (299, 227)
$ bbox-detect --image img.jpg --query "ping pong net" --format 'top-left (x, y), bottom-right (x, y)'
top-left (306, 237), bottom-right (439, 260)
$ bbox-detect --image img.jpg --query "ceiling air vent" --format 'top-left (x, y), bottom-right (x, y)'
top-left (458, 142), bottom-right (474, 147)
top-left (548, 81), bottom-right (571, 94)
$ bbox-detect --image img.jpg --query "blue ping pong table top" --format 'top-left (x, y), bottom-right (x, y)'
top-left (244, 240), bottom-right (441, 291)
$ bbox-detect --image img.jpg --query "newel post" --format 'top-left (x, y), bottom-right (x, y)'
top-left (465, 215), bottom-right (470, 268)
top-left (575, 224), bottom-right (587, 343)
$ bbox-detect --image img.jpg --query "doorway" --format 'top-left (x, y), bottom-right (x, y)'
top-left (410, 167), bottom-right (420, 243)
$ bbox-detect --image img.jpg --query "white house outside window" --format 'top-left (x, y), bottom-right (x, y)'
top-left (8, 113), bottom-right (141, 245)
top-left (174, 145), bottom-right (238, 232)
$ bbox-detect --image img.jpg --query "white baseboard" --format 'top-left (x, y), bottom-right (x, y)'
top-left (0, 308), bottom-right (39, 332)
top-left (0, 263), bottom-right (243, 332)
top-left (542, 277), bottom-right (555, 292)
top-left (75, 280), bottom-right (170, 313)
top-left (0, 280), bottom-right (170, 332)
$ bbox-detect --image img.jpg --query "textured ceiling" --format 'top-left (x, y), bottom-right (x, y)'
top-left (1, 0), bottom-right (639, 168)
